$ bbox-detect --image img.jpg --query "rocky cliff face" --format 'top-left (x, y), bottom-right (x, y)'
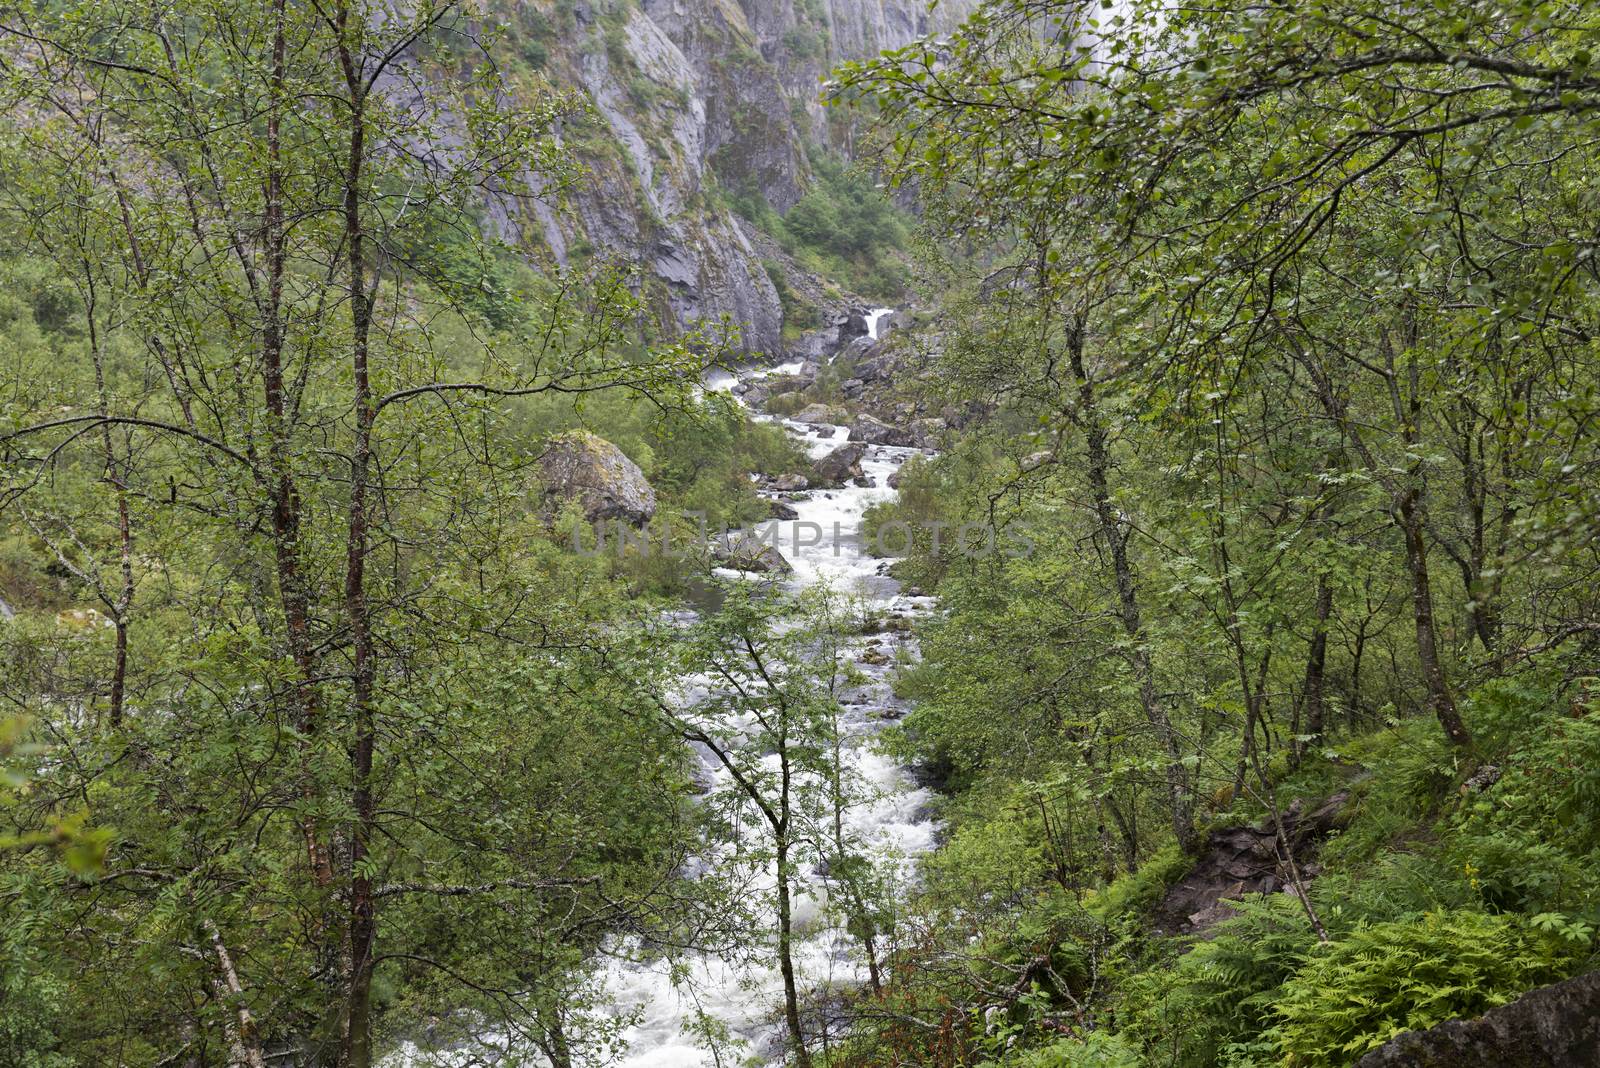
top-left (484, 0), bottom-right (972, 355)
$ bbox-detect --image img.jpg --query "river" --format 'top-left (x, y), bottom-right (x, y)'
top-left (600, 324), bottom-right (937, 1065)
top-left (396, 314), bottom-right (937, 1067)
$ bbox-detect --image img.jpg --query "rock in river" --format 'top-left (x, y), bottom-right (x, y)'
top-left (796, 403), bottom-right (848, 425)
top-left (848, 413), bottom-right (912, 446)
top-left (812, 442), bottom-right (867, 486)
top-left (712, 531), bottom-right (793, 574)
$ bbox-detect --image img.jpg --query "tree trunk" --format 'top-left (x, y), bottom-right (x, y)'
top-left (539, 1012), bottom-right (574, 1068)
top-left (205, 921), bottom-right (268, 1068)
top-left (1397, 492), bottom-right (1472, 746)
top-left (775, 830), bottom-right (812, 1068)
top-left (1295, 575), bottom-right (1334, 764)
top-left (1066, 318), bottom-right (1196, 853)
top-left (336, 9), bottom-right (379, 1063)
top-left (84, 267), bottom-right (135, 730)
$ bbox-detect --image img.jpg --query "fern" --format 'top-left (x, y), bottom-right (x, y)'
top-left (1269, 909), bottom-right (1584, 1066)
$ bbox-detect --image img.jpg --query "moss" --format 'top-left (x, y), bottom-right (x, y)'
top-left (1086, 843), bottom-right (1194, 922)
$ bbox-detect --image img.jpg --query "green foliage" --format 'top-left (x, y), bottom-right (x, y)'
top-left (1121, 895), bottom-right (1317, 1067)
top-left (764, 259), bottom-right (823, 334)
top-left (730, 151), bottom-right (912, 300)
top-left (1086, 846), bottom-right (1192, 923)
top-left (782, 25), bottom-right (825, 62)
top-left (825, 0), bottom-right (1600, 1063)
top-left (1003, 1031), bottom-right (1143, 1068)
top-left (0, 904), bottom-right (72, 1068)
top-left (1270, 910), bottom-right (1584, 1065)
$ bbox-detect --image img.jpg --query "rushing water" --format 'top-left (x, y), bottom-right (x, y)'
top-left (397, 319), bottom-right (936, 1067)
top-left (864, 308), bottom-right (894, 340)
top-left (598, 334), bottom-right (938, 1067)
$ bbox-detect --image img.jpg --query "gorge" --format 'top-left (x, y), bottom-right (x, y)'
top-left (4, 1), bottom-right (1600, 1067)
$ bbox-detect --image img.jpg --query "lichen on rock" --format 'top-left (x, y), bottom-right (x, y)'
top-left (539, 430), bottom-right (658, 526)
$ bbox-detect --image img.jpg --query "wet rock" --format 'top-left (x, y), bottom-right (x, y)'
top-left (540, 431), bottom-right (657, 526)
top-left (858, 648), bottom-right (890, 666)
top-left (763, 373), bottom-right (812, 395)
top-left (795, 403), bottom-right (848, 425)
top-left (768, 500), bottom-right (799, 520)
top-left (849, 413), bottom-right (912, 446)
top-left (1355, 970), bottom-right (1600, 1067)
top-left (837, 310), bottom-right (869, 345)
top-left (814, 425), bottom-right (836, 439)
top-left (712, 531), bottom-right (793, 574)
top-left (771, 473), bottom-right (810, 491)
top-left (909, 417), bottom-right (947, 449)
top-left (812, 442), bottom-right (867, 486)
top-left (886, 469), bottom-right (904, 489)
top-left (1152, 790), bottom-right (1352, 937)
top-left (851, 475), bottom-right (876, 488)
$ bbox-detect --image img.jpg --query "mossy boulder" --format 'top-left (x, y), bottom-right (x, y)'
top-left (539, 431), bottom-right (657, 526)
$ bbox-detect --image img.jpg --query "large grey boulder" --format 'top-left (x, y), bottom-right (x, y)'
top-left (908, 417), bottom-right (947, 450)
top-left (849, 413), bottom-right (912, 446)
top-left (1355, 970), bottom-right (1600, 1067)
top-left (539, 431), bottom-right (657, 526)
top-left (796, 403), bottom-right (848, 425)
top-left (812, 442), bottom-right (867, 486)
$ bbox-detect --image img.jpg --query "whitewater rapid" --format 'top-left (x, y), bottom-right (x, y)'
top-left (597, 329), bottom-right (937, 1067)
top-left (394, 319), bottom-right (936, 1067)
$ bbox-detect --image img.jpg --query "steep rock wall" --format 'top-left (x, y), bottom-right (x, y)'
top-left (483, 0), bottom-right (975, 355)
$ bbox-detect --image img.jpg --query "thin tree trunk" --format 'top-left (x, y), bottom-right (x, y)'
top-left (539, 1013), bottom-right (574, 1068)
top-left (336, 6), bottom-right (379, 1062)
top-left (775, 829), bottom-right (812, 1068)
top-left (774, 716), bottom-right (813, 1068)
top-left (1294, 575), bottom-right (1334, 765)
top-left (205, 921), bottom-right (268, 1068)
top-left (83, 264), bottom-right (135, 729)
top-left (1065, 318), bottom-right (1196, 853)
top-left (257, 0), bottom-right (331, 885)
top-left (1103, 794), bottom-right (1138, 869)
top-left (1397, 492), bottom-right (1471, 746)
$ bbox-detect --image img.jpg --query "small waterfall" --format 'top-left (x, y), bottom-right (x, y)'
top-left (864, 308), bottom-right (894, 340)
